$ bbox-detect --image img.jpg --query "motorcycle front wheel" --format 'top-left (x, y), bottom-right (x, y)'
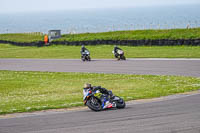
top-left (86, 97), bottom-right (102, 111)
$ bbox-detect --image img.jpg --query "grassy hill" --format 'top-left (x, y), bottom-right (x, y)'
top-left (0, 33), bottom-right (43, 42)
top-left (56, 28), bottom-right (200, 42)
top-left (0, 28), bottom-right (200, 43)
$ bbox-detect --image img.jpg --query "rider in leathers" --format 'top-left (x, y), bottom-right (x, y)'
top-left (83, 83), bottom-right (114, 106)
top-left (80, 45), bottom-right (88, 54)
top-left (113, 45), bottom-right (122, 58)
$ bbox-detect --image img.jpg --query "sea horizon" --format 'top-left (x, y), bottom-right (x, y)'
top-left (0, 4), bottom-right (200, 34)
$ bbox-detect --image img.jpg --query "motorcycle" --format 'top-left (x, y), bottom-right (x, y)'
top-left (83, 87), bottom-right (126, 111)
top-left (81, 50), bottom-right (91, 61)
top-left (112, 49), bottom-right (126, 60)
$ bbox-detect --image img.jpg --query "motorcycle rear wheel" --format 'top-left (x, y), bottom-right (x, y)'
top-left (87, 56), bottom-right (91, 61)
top-left (120, 55), bottom-right (126, 60)
top-left (115, 97), bottom-right (126, 109)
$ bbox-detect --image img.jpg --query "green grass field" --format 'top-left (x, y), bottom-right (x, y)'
top-left (0, 44), bottom-right (200, 58)
top-left (0, 70), bottom-right (200, 115)
top-left (0, 33), bottom-right (43, 42)
top-left (0, 28), bottom-right (200, 43)
top-left (56, 28), bottom-right (200, 42)
top-left (0, 28), bottom-right (200, 115)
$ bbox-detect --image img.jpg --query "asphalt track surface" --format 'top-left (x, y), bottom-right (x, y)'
top-left (0, 93), bottom-right (200, 133)
top-left (0, 58), bottom-right (200, 77)
top-left (0, 58), bottom-right (200, 133)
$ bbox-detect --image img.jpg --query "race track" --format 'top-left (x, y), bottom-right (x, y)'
top-left (0, 58), bottom-right (200, 133)
top-left (0, 58), bottom-right (200, 77)
top-left (0, 93), bottom-right (200, 133)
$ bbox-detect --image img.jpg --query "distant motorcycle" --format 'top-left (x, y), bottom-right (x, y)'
top-left (112, 49), bottom-right (126, 60)
top-left (83, 87), bottom-right (126, 111)
top-left (81, 50), bottom-right (91, 61)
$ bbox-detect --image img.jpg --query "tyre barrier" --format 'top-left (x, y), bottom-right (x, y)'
top-left (0, 39), bottom-right (200, 47)
top-left (0, 40), bottom-right (44, 47)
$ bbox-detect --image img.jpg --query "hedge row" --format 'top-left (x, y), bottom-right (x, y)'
top-left (1, 39), bottom-right (200, 47)
top-left (0, 40), bottom-right (44, 47)
top-left (53, 39), bottom-right (200, 46)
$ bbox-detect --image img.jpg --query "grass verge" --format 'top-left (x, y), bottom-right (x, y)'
top-left (0, 33), bottom-right (43, 42)
top-left (0, 70), bottom-right (200, 115)
top-left (0, 28), bottom-right (200, 43)
top-left (0, 44), bottom-right (200, 58)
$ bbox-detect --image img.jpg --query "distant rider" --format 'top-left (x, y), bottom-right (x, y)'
top-left (113, 45), bottom-right (122, 58)
top-left (80, 45), bottom-right (89, 54)
top-left (80, 45), bottom-right (91, 61)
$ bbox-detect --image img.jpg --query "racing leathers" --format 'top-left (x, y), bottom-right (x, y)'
top-left (83, 86), bottom-right (114, 107)
top-left (113, 46), bottom-right (122, 58)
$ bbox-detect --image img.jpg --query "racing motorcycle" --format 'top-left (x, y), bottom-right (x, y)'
top-left (83, 87), bottom-right (126, 111)
top-left (81, 50), bottom-right (91, 61)
top-left (112, 49), bottom-right (126, 60)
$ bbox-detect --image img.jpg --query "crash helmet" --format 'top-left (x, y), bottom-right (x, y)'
top-left (84, 83), bottom-right (91, 89)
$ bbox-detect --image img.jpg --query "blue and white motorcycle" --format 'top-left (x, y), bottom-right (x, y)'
top-left (83, 88), bottom-right (126, 111)
top-left (81, 50), bottom-right (91, 61)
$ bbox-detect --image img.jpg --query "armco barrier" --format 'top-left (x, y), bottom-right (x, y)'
top-left (52, 39), bottom-right (200, 46)
top-left (0, 39), bottom-right (200, 46)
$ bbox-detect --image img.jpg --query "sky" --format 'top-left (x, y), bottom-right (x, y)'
top-left (0, 0), bottom-right (200, 13)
